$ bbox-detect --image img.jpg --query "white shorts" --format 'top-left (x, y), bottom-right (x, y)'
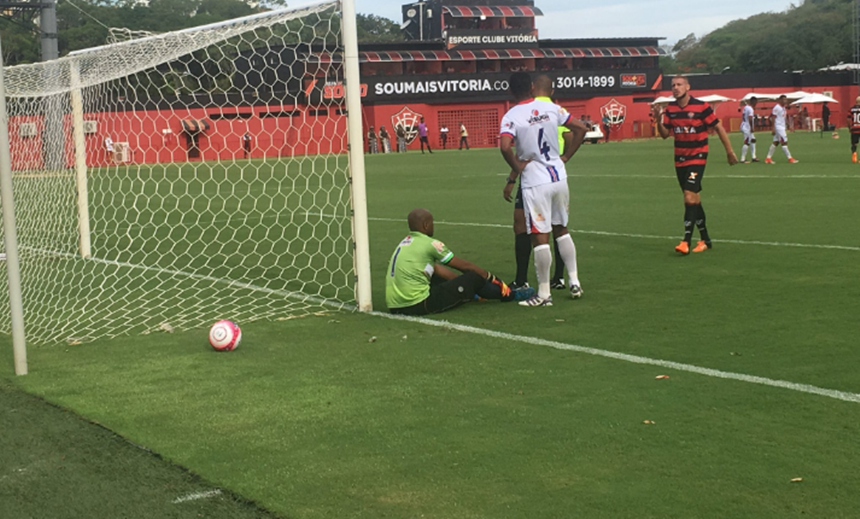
top-left (741, 128), bottom-right (755, 144)
top-left (773, 128), bottom-right (788, 144)
top-left (522, 181), bottom-right (569, 235)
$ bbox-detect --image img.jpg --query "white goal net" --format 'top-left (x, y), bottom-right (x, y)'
top-left (0, 0), bottom-right (368, 346)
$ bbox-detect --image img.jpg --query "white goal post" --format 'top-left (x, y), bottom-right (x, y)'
top-left (0, 0), bottom-right (372, 373)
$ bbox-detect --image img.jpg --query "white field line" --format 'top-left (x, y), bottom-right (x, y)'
top-left (20, 246), bottom-right (860, 404)
top-left (113, 212), bottom-right (860, 252)
top-left (376, 312), bottom-right (860, 404)
top-left (349, 215), bottom-right (860, 252)
top-left (173, 489), bottom-right (222, 504)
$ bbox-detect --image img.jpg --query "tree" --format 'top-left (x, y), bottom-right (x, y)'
top-left (355, 14), bottom-right (403, 43)
top-left (673, 0), bottom-right (853, 73)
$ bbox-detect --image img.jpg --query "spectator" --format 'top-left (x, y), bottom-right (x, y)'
top-left (822, 103), bottom-right (831, 131)
top-left (367, 126), bottom-right (378, 154)
top-left (379, 125), bottom-right (391, 153)
top-left (395, 125), bottom-right (407, 153)
top-left (440, 125), bottom-right (449, 149)
top-left (602, 113), bottom-right (611, 143)
top-left (458, 121), bottom-right (469, 150)
top-left (242, 131), bottom-right (252, 158)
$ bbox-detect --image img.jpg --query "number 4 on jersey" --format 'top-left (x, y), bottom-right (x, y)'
top-left (537, 128), bottom-right (551, 161)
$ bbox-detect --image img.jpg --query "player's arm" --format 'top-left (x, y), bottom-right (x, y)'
top-left (653, 106), bottom-right (671, 139)
top-left (445, 255), bottom-right (489, 279)
top-left (560, 119), bottom-right (586, 163)
top-left (500, 134), bottom-right (528, 176)
top-left (503, 169), bottom-right (517, 202)
top-left (712, 121), bottom-right (739, 166)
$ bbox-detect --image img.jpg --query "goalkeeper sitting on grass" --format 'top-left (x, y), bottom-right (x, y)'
top-left (386, 208), bottom-right (534, 316)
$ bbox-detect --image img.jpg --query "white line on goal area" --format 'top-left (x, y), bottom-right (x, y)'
top-left (173, 489), bottom-right (222, 504)
top-left (376, 312), bottom-right (860, 404)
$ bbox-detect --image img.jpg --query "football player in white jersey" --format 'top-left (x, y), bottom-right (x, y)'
top-left (766, 95), bottom-right (799, 164)
top-left (740, 97), bottom-right (759, 163)
top-left (500, 72), bottom-right (588, 307)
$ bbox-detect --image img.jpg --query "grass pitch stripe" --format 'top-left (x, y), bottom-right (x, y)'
top-left (377, 312), bottom-right (860, 404)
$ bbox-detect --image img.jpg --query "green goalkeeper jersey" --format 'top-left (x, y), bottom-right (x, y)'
top-left (385, 232), bottom-right (455, 309)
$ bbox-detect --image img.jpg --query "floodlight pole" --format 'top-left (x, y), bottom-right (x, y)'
top-left (0, 38), bottom-right (29, 375)
top-left (341, 0), bottom-right (373, 312)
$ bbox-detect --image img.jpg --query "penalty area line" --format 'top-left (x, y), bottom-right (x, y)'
top-left (375, 311), bottom-right (860, 405)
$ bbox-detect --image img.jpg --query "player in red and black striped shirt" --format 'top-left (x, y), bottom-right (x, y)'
top-left (847, 96), bottom-right (860, 163)
top-left (654, 76), bottom-right (738, 254)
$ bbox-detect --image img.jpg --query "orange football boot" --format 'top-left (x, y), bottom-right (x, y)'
top-left (675, 241), bottom-right (690, 255)
top-left (692, 241), bottom-right (711, 253)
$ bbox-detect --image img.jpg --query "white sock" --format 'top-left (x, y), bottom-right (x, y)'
top-left (555, 233), bottom-right (580, 287)
top-left (751, 142), bottom-right (757, 159)
top-left (741, 144), bottom-right (748, 161)
top-left (782, 146), bottom-right (792, 159)
top-left (767, 144), bottom-right (776, 159)
top-left (533, 244), bottom-right (552, 299)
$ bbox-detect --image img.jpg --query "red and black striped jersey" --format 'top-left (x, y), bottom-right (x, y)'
top-left (848, 106), bottom-right (860, 134)
top-left (662, 97), bottom-right (720, 167)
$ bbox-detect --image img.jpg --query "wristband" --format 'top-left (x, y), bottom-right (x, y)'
top-left (506, 177), bottom-right (516, 185)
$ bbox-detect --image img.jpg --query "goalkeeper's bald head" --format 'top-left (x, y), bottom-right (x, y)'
top-left (408, 208), bottom-right (434, 237)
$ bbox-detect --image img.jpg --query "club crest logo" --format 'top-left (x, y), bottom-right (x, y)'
top-left (600, 98), bottom-right (627, 128)
top-left (392, 106), bottom-right (423, 145)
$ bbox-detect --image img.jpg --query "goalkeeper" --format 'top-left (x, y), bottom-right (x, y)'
top-left (386, 208), bottom-right (534, 316)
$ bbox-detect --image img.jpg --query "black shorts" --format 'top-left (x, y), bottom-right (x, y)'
top-left (676, 165), bottom-right (705, 193)
top-left (420, 136), bottom-right (429, 143)
top-left (389, 271), bottom-right (485, 316)
top-left (514, 184), bottom-right (524, 209)
top-left (851, 133), bottom-right (860, 147)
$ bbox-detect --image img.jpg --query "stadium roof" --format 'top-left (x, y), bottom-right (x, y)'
top-left (307, 46), bottom-right (665, 63)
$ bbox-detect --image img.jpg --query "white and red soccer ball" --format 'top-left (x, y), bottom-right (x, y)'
top-left (209, 320), bottom-right (241, 351)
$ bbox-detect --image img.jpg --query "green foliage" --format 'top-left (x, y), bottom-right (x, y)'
top-left (356, 13), bottom-right (403, 43)
top-left (673, 0), bottom-right (853, 73)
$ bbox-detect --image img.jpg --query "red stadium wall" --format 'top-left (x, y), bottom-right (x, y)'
top-left (8, 83), bottom-right (856, 171)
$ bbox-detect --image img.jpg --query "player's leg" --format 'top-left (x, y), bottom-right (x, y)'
top-left (750, 135), bottom-right (758, 161)
top-left (520, 185), bottom-right (553, 306)
top-left (512, 185), bottom-right (531, 290)
top-left (852, 133), bottom-right (860, 162)
top-left (548, 183), bottom-right (582, 298)
top-left (423, 269), bottom-right (486, 314)
top-left (766, 133), bottom-right (780, 163)
top-left (684, 166), bottom-right (711, 252)
top-left (675, 167), bottom-right (699, 254)
top-left (550, 239), bottom-right (565, 289)
top-left (780, 134), bottom-right (796, 162)
top-left (741, 133), bottom-right (749, 162)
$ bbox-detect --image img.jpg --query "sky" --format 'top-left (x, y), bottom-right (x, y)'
top-left (355, 0), bottom-right (797, 45)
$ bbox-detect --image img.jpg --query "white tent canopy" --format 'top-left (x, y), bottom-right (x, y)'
top-left (742, 92), bottom-right (780, 101)
top-left (791, 93), bottom-right (839, 105)
top-left (699, 94), bottom-right (736, 104)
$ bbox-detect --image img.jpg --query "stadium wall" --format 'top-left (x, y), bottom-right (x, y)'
top-left (7, 79), bottom-right (857, 170)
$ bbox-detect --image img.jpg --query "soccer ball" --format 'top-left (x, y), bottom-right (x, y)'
top-left (209, 320), bottom-right (241, 351)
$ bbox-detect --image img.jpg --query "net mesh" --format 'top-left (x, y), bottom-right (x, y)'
top-left (1, 1), bottom-right (358, 345)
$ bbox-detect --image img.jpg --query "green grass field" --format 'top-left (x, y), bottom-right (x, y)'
top-left (2, 131), bottom-right (860, 518)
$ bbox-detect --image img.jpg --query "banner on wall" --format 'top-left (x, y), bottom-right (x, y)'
top-left (391, 106), bottom-right (424, 144)
top-left (361, 69), bottom-right (659, 104)
top-left (600, 98), bottom-right (627, 128)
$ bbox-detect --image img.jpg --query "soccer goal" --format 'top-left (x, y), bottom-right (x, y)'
top-left (0, 0), bottom-right (371, 373)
